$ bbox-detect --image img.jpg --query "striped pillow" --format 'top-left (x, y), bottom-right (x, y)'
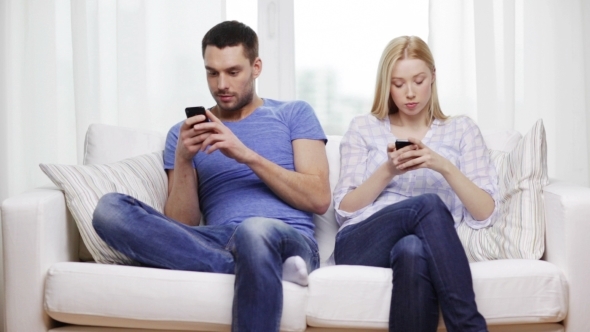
top-left (40, 151), bottom-right (168, 265)
top-left (457, 119), bottom-right (548, 261)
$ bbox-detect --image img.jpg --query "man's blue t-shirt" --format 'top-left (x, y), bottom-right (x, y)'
top-left (164, 99), bottom-right (327, 242)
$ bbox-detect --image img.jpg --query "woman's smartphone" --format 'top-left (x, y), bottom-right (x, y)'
top-left (395, 139), bottom-right (412, 150)
top-left (185, 106), bottom-right (209, 122)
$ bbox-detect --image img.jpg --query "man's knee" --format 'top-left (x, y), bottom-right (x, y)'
top-left (92, 192), bottom-right (128, 236)
top-left (233, 217), bottom-right (289, 255)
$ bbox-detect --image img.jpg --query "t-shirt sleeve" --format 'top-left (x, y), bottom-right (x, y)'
top-left (163, 122), bottom-right (182, 170)
top-left (287, 101), bottom-right (327, 143)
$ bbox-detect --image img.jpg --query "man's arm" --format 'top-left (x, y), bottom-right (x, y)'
top-left (163, 115), bottom-right (210, 226)
top-left (246, 138), bottom-right (331, 215)
top-left (197, 110), bottom-right (331, 215)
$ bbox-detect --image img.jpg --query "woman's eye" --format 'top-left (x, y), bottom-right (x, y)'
top-left (416, 81), bottom-right (424, 85)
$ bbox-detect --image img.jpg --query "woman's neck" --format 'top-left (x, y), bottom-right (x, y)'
top-left (388, 111), bottom-right (432, 141)
top-left (389, 111), bottom-right (431, 130)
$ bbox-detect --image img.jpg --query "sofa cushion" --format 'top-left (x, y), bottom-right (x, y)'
top-left (458, 119), bottom-right (549, 261)
top-left (83, 123), bottom-right (166, 165)
top-left (45, 262), bottom-right (308, 332)
top-left (306, 259), bottom-right (567, 329)
top-left (40, 152), bottom-right (168, 265)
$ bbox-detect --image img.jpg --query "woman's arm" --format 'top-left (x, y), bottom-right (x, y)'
top-left (335, 117), bottom-right (414, 214)
top-left (396, 121), bottom-right (496, 222)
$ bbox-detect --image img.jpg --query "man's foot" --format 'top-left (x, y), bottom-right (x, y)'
top-left (282, 256), bottom-right (309, 286)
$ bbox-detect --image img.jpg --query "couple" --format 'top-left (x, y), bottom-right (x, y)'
top-left (92, 21), bottom-right (497, 332)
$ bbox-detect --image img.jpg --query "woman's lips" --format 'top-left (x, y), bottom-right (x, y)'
top-left (406, 102), bottom-right (418, 110)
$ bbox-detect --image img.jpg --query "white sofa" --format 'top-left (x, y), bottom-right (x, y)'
top-left (2, 123), bottom-right (590, 332)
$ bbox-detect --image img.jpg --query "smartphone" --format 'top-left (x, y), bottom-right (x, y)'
top-left (395, 139), bottom-right (412, 150)
top-left (185, 106), bottom-right (209, 122)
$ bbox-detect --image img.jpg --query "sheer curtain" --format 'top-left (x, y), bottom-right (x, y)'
top-left (429, 0), bottom-right (590, 186)
top-left (0, 0), bottom-right (223, 204)
top-left (0, 1), bottom-right (224, 328)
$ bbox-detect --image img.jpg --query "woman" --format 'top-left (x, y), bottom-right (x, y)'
top-left (333, 36), bottom-right (497, 332)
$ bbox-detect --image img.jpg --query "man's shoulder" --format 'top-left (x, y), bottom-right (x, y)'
top-left (262, 98), bottom-right (313, 113)
top-left (165, 120), bottom-right (184, 139)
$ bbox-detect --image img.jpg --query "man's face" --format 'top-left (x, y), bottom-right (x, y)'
top-left (204, 45), bottom-right (261, 113)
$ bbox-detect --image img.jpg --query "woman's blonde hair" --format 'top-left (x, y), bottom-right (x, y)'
top-left (370, 36), bottom-right (448, 121)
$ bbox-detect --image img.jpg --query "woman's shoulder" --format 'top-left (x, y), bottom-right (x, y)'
top-left (349, 113), bottom-right (383, 126)
top-left (439, 115), bottom-right (480, 131)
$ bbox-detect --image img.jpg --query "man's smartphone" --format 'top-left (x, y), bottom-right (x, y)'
top-left (185, 106), bottom-right (209, 122)
top-left (395, 139), bottom-right (412, 150)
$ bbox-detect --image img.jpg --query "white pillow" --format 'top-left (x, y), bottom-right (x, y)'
top-left (457, 119), bottom-right (548, 261)
top-left (40, 151), bottom-right (168, 264)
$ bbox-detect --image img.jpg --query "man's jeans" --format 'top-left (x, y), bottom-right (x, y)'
top-left (92, 192), bottom-right (320, 332)
top-left (334, 194), bottom-right (487, 332)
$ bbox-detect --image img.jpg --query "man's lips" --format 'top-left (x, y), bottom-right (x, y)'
top-left (218, 94), bottom-right (234, 102)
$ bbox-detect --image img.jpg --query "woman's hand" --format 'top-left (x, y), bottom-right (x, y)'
top-left (390, 138), bottom-right (451, 175)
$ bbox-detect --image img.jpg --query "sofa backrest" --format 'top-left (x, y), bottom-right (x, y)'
top-left (82, 123), bottom-right (522, 265)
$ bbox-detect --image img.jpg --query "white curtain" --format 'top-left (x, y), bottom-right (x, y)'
top-left (0, 1), bottom-right (223, 327)
top-left (0, 0), bottom-right (223, 205)
top-left (429, 0), bottom-right (590, 186)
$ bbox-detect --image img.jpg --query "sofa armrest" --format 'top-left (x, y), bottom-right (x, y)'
top-left (2, 187), bottom-right (80, 332)
top-left (543, 180), bottom-right (590, 331)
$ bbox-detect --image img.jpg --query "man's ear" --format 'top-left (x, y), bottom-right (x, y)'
top-left (252, 57), bottom-right (262, 79)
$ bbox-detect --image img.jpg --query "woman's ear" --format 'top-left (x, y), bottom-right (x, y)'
top-left (431, 67), bottom-right (436, 84)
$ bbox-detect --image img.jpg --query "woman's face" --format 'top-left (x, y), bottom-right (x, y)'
top-left (389, 58), bottom-right (434, 118)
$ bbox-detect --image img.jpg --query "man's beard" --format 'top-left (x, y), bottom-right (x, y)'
top-left (216, 80), bottom-right (255, 113)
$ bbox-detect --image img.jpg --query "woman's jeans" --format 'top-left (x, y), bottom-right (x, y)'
top-left (334, 194), bottom-right (487, 332)
top-left (92, 193), bottom-right (320, 332)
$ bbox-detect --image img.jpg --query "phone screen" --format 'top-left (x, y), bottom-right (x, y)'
top-left (185, 106), bottom-right (209, 122)
top-left (395, 139), bottom-right (412, 150)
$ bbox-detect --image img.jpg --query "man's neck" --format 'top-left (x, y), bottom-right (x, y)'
top-left (214, 96), bottom-right (264, 122)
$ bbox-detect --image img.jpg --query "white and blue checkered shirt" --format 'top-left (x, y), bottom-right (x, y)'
top-left (333, 114), bottom-right (499, 231)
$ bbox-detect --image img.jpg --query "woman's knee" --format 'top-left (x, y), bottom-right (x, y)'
top-left (390, 235), bottom-right (426, 268)
top-left (418, 193), bottom-right (445, 208)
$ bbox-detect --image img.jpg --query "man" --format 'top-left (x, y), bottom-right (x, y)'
top-left (92, 20), bottom-right (330, 331)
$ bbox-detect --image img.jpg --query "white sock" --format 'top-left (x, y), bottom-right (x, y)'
top-left (282, 256), bottom-right (309, 286)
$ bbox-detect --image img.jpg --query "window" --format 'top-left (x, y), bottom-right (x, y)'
top-left (294, 0), bottom-right (429, 134)
top-left (227, 0), bottom-right (429, 135)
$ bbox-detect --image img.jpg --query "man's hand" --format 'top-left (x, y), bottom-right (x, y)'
top-left (176, 113), bottom-right (213, 162)
top-left (195, 110), bottom-right (257, 164)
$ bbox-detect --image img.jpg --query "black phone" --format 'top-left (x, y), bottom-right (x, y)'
top-left (185, 106), bottom-right (209, 122)
top-left (395, 139), bottom-right (412, 150)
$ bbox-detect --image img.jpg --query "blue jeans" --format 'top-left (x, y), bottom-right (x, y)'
top-left (92, 193), bottom-right (320, 332)
top-left (334, 194), bottom-right (487, 332)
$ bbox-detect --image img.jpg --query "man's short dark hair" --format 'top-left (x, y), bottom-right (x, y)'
top-left (201, 21), bottom-right (259, 64)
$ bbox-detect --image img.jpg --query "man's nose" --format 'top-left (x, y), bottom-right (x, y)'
top-left (217, 74), bottom-right (228, 90)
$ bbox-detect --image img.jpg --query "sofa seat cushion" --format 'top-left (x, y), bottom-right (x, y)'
top-left (45, 262), bottom-right (308, 332)
top-left (306, 259), bottom-right (567, 329)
